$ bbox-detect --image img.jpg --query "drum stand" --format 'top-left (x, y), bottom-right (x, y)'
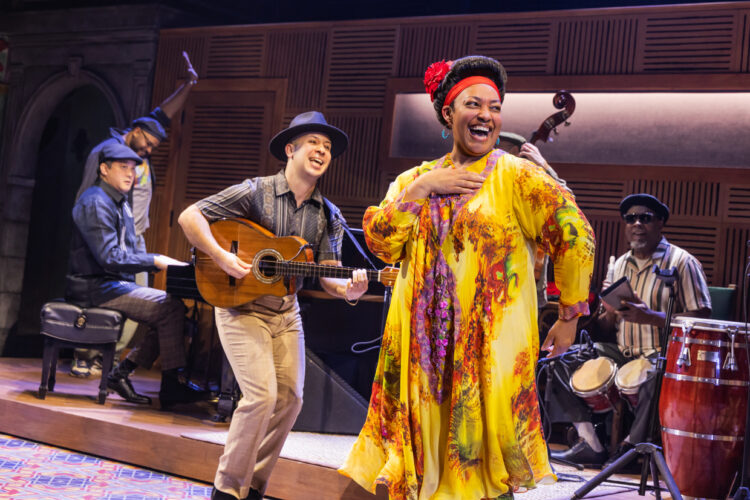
top-left (572, 266), bottom-right (683, 500)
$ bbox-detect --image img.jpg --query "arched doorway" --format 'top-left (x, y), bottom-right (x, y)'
top-left (9, 85), bottom-right (116, 356)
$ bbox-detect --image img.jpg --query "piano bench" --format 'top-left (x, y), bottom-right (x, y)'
top-left (38, 300), bottom-right (125, 404)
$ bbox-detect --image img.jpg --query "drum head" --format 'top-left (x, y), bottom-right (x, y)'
top-left (571, 357), bottom-right (615, 392)
top-left (615, 357), bottom-right (651, 390)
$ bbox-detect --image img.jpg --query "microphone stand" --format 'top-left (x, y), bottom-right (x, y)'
top-left (571, 266), bottom-right (682, 500)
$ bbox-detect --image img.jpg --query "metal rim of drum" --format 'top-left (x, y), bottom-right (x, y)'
top-left (570, 358), bottom-right (618, 398)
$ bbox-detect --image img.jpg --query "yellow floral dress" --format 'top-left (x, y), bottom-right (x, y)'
top-left (339, 149), bottom-right (595, 500)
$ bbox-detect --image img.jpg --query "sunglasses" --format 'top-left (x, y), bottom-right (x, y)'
top-left (623, 212), bottom-right (655, 225)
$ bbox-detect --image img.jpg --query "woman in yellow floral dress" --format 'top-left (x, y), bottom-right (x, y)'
top-left (340, 56), bottom-right (595, 500)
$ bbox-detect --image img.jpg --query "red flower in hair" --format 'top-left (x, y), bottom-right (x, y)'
top-left (424, 60), bottom-right (453, 102)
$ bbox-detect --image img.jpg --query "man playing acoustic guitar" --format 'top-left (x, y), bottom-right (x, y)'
top-left (178, 111), bottom-right (369, 500)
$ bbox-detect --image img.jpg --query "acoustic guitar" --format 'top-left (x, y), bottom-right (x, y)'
top-left (194, 218), bottom-right (399, 308)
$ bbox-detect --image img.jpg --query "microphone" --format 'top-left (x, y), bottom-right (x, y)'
top-left (652, 265), bottom-right (678, 285)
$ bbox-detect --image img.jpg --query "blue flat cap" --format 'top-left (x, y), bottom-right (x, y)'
top-left (99, 141), bottom-right (143, 164)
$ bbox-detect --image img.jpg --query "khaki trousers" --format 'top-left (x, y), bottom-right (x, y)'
top-left (213, 300), bottom-right (305, 499)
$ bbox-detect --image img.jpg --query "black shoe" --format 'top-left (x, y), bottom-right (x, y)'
top-left (211, 487), bottom-right (239, 500)
top-left (550, 438), bottom-right (607, 468)
top-left (106, 374), bottom-right (152, 405)
top-left (603, 442), bottom-right (639, 473)
top-left (245, 488), bottom-right (263, 500)
top-left (159, 374), bottom-right (210, 409)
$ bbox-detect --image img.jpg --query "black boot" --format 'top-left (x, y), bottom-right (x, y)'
top-left (211, 487), bottom-right (239, 499)
top-left (107, 359), bottom-right (151, 405)
top-left (159, 369), bottom-right (210, 409)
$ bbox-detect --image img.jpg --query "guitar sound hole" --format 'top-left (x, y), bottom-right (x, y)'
top-left (257, 257), bottom-right (278, 278)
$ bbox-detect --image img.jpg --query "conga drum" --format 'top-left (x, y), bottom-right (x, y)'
top-left (660, 317), bottom-right (749, 499)
top-left (570, 357), bottom-right (619, 413)
top-left (615, 357), bottom-right (652, 408)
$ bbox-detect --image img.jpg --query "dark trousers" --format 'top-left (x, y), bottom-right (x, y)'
top-left (542, 342), bottom-right (657, 443)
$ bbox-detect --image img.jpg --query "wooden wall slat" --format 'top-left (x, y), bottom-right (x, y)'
top-left (557, 17), bottom-right (639, 74)
top-left (565, 180), bottom-right (627, 212)
top-left (265, 30), bottom-right (328, 110)
top-left (207, 34), bottom-right (264, 78)
top-left (474, 22), bottom-right (553, 74)
top-left (662, 222), bottom-right (719, 283)
top-left (638, 13), bottom-right (737, 72)
top-left (741, 11), bottom-right (750, 72)
top-left (325, 27), bottom-right (397, 109)
top-left (397, 24), bottom-right (472, 77)
top-left (630, 180), bottom-right (720, 218)
top-left (317, 115), bottom-right (382, 202)
top-left (184, 105), bottom-right (266, 202)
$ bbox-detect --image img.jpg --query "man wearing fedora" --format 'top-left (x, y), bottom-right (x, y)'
top-left (548, 193), bottom-right (711, 469)
top-left (178, 111), bottom-right (369, 500)
top-left (70, 55), bottom-right (199, 378)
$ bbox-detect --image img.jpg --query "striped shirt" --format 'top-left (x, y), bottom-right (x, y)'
top-left (614, 236), bottom-right (711, 356)
top-left (195, 170), bottom-right (344, 299)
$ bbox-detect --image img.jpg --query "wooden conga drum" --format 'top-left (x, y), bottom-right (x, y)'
top-left (660, 317), bottom-right (749, 499)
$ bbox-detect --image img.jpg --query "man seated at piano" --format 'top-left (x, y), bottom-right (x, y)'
top-left (178, 111), bottom-right (369, 500)
top-left (67, 142), bottom-right (204, 407)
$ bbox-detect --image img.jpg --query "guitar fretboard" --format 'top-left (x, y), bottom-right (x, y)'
top-left (259, 260), bottom-right (385, 282)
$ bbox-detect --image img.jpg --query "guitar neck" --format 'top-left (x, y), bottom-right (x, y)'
top-left (266, 261), bottom-right (385, 283)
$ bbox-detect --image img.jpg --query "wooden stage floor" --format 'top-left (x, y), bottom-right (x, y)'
top-left (0, 357), bottom-right (665, 500)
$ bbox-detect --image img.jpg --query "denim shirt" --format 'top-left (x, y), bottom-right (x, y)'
top-left (67, 179), bottom-right (158, 305)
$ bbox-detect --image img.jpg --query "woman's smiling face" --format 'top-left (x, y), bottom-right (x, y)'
top-left (443, 83), bottom-right (502, 162)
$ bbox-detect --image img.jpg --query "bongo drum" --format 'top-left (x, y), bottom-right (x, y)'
top-left (570, 357), bottom-right (619, 413)
top-left (660, 317), bottom-right (749, 500)
top-left (615, 357), bottom-right (652, 408)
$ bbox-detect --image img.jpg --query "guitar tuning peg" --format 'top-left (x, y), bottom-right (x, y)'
top-left (564, 121), bottom-right (571, 127)
top-left (552, 127), bottom-right (559, 135)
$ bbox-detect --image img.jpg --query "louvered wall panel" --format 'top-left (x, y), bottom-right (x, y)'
top-left (637, 14), bottom-right (737, 72)
top-left (589, 217), bottom-right (626, 290)
top-left (150, 36), bottom-right (207, 188)
top-left (474, 22), bottom-right (552, 74)
top-left (336, 204), bottom-right (368, 229)
top-left (325, 28), bottom-right (397, 109)
top-left (184, 105), bottom-right (266, 202)
top-left (722, 226), bottom-right (750, 315)
top-left (741, 12), bottom-right (750, 73)
top-left (662, 223), bottom-right (719, 283)
top-left (630, 180), bottom-right (719, 218)
top-left (565, 180), bottom-right (626, 212)
top-left (397, 24), bottom-right (472, 77)
top-left (317, 115), bottom-right (382, 200)
top-left (206, 34), bottom-right (264, 78)
top-left (265, 31), bottom-right (327, 109)
top-left (727, 186), bottom-right (750, 221)
top-left (556, 18), bottom-right (639, 74)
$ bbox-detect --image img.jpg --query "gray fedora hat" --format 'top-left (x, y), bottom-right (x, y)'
top-left (269, 111), bottom-right (348, 161)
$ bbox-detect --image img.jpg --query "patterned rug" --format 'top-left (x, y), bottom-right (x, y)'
top-left (0, 433), bottom-right (213, 499)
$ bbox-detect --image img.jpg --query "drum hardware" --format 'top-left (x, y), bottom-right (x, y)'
top-left (696, 349), bottom-right (722, 382)
top-left (676, 321), bottom-right (693, 368)
top-left (574, 265), bottom-right (683, 500)
top-left (724, 328), bottom-right (739, 372)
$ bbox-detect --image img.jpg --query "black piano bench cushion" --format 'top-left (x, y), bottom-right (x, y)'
top-left (40, 302), bottom-right (123, 344)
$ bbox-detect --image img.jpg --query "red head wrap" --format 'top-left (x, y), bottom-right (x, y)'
top-left (444, 76), bottom-right (501, 107)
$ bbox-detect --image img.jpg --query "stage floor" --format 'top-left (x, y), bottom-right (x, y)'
top-left (0, 357), bottom-right (666, 500)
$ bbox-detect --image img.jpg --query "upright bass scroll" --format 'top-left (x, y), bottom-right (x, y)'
top-left (529, 90), bottom-right (576, 145)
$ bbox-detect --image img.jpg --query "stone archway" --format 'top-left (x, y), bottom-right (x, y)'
top-left (0, 70), bottom-right (125, 355)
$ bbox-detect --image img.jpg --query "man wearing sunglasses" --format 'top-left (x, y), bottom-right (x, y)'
top-left (549, 193), bottom-right (711, 469)
top-left (69, 55), bottom-right (198, 379)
